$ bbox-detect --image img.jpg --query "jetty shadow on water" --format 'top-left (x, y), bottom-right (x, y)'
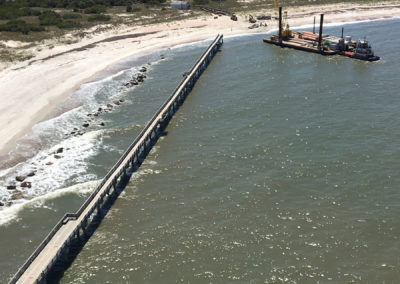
top-left (45, 135), bottom-right (157, 283)
top-left (46, 168), bottom-right (132, 283)
top-left (45, 126), bottom-right (170, 283)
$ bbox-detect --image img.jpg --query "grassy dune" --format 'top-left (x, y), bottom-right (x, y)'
top-left (0, 0), bottom-right (398, 62)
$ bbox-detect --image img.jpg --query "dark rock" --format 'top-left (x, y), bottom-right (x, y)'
top-left (98, 107), bottom-right (103, 112)
top-left (54, 155), bottom-right (62, 159)
top-left (16, 176), bottom-right (26, 182)
top-left (46, 161), bottom-right (53, 166)
top-left (20, 182), bottom-right (31, 188)
top-left (94, 113), bottom-right (99, 117)
top-left (56, 147), bottom-right (64, 154)
top-left (82, 123), bottom-right (89, 127)
top-left (130, 80), bottom-right (138, 85)
top-left (114, 100), bottom-right (120, 106)
top-left (0, 201), bottom-right (4, 206)
top-left (99, 122), bottom-right (105, 126)
top-left (7, 185), bottom-right (16, 190)
top-left (124, 82), bottom-right (130, 87)
top-left (140, 66), bottom-right (147, 72)
top-left (119, 99), bottom-right (124, 103)
top-left (12, 190), bottom-right (25, 199)
top-left (87, 113), bottom-right (92, 116)
top-left (71, 131), bottom-right (76, 135)
top-left (27, 171), bottom-right (36, 177)
top-left (160, 54), bottom-right (165, 59)
top-left (74, 128), bottom-right (78, 131)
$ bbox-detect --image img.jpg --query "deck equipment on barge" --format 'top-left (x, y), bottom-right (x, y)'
top-left (263, 7), bottom-right (380, 61)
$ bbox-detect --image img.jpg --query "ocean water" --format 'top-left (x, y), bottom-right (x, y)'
top-left (1, 19), bottom-right (400, 283)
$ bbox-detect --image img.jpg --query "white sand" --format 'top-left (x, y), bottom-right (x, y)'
top-left (1, 2), bottom-right (400, 159)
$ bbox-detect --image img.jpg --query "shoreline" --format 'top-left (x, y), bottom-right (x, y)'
top-left (1, 2), bottom-right (400, 165)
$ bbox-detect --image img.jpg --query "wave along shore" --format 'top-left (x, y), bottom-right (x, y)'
top-left (1, 2), bottom-right (400, 162)
top-left (0, 3), bottom-right (399, 186)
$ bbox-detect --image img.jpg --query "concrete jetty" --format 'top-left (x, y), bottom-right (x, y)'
top-left (10, 34), bottom-right (223, 284)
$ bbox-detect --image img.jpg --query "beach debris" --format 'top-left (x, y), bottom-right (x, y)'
top-left (160, 54), bottom-right (165, 59)
top-left (98, 107), bottom-right (103, 112)
top-left (46, 161), bottom-right (53, 166)
top-left (56, 147), bottom-right (64, 154)
top-left (107, 104), bottom-right (113, 109)
top-left (82, 123), bottom-right (89, 127)
top-left (27, 171), bottom-right (36, 177)
top-left (54, 155), bottom-right (62, 159)
top-left (248, 24), bottom-right (259, 29)
top-left (100, 122), bottom-right (105, 126)
top-left (71, 131), bottom-right (76, 135)
top-left (114, 100), bottom-right (120, 106)
top-left (16, 176), bottom-right (26, 182)
top-left (230, 14), bottom-right (237, 21)
top-left (0, 201), bottom-right (4, 206)
top-left (139, 66), bottom-right (147, 72)
top-left (7, 185), bottom-right (16, 190)
top-left (257, 15), bottom-right (271, 20)
top-left (119, 99), bottom-right (124, 103)
top-left (87, 113), bottom-right (92, 116)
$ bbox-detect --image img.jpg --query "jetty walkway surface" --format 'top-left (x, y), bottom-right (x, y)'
top-left (10, 34), bottom-right (224, 284)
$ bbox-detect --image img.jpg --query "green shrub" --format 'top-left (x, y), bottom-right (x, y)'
top-left (19, 7), bottom-right (41, 16)
top-left (62, 12), bottom-right (82, 19)
top-left (39, 10), bottom-right (62, 25)
top-left (193, 0), bottom-right (209, 4)
top-left (57, 20), bottom-right (81, 29)
top-left (0, 19), bottom-right (45, 34)
top-left (141, 0), bottom-right (166, 3)
top-left (0, 6), bottom-right (42, 19)
top-left (84, 5), bottom-right (107, 14)
top-left (87, 14), bottom-right (111, 22)
top-left (0, 7), bottom-right (16, 20)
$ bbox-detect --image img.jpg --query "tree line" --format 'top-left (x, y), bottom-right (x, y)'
top-left (0, 0), bottom-right (166, 34)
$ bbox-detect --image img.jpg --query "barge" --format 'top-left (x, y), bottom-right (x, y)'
top-left (263, 7), bottom-right (380, 61)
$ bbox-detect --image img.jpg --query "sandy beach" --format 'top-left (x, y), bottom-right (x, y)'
top-left (1, 2), bottom-right (400, 165)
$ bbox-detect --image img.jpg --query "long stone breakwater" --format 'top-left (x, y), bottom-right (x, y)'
top-left (10, 34), bottom-right (223, 284)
